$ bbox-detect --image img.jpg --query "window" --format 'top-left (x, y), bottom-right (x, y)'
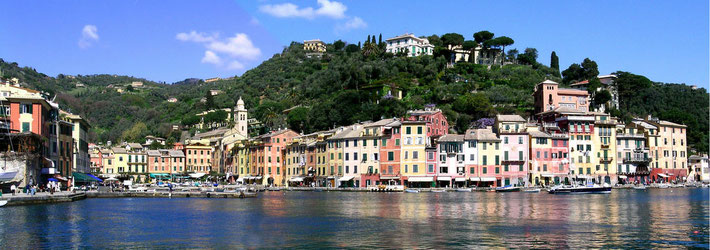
top-left (388, 152), bottom-right (394, 161)
top-left (504, 165), bottom-right (509, 172)
top-left (417, 127), bottom-right (423, 134)
top-left (428, 164), bottom-right (434, 173)
top-left (363, 140), bottom-right (367, 147)
top-left (395, 139), bottom-right (400, 146)
top-left (21, 122), bottom-right (30, 132)
top-left (406, 127), bottom-right (411, 134)
top-left (413, 165), bottom-right (418, 173)
top-left (504, 151), bottom-right (508, 161)
top-left (483, 156), bottom-right (487, 165)
top-left (504, 137), bottom-right (508, 144)
top-left (412, 151), bottom-right (418, 159)
top-left (495, 156), bottom-right (499, 165)
top-left (519, 137), bottom-right (523, 144)
top-left (20, 104), bottom-right (32, 114)
top-left (495, 167), bottom-right (500, 174)
top-left (482, 167), bottom-right (487, 174)
top-left (470, 154), bottom-right (475, 161)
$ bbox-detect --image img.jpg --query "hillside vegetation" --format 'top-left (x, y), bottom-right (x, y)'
top-left (0, 33), bottom-right (707, 153)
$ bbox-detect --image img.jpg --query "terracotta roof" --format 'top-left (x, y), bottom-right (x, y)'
top-left (364, 118), bottom-right (399, 127)
top-left (529, 130), bottom-right (551, 138)
top-left (496, 114), bottom-right (525, 122)
top-left (111, 147), bottom-right (127, 154)
top-left (657, 120), bottom-right (686, 128)
top-left (438, 134), bottom-right (464, 142)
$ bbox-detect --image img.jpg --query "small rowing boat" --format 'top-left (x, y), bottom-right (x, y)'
top-left (495, 186), bottom-right (521, 192)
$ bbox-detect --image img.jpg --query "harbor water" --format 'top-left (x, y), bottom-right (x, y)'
top-left (0, 188), bottom-right (707, 248)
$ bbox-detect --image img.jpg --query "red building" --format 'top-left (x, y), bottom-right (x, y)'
top-left (406, 106), bottom-right (449, 137)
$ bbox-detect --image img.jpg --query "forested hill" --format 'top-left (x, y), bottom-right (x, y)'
top-left (0, 36), bottom-right (707, 153)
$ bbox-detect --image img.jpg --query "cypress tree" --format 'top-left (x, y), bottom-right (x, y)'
top-left (366, 35), bottom-right (371, 45)
top-left (378, 34), bottom-right (382, 45)
top-left (551, 51), bottom-right (560, 76)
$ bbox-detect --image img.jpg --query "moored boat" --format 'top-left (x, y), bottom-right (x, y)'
top-left (633, 186), bottom-right (647, 190)
top-left (405, 189), bottom-right (420, 193)
top-left (495, 186), bottom-right (521, 192)
top-left (431, 189), bottom-right (446, 193)
top-left (455, 188), bottom-right (472, 192)
top-left (548, 185), bottom-right (612, 194)
top-left (523, 188), bottom-right (541, 193)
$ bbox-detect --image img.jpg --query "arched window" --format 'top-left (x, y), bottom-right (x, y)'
top-left (548, 94), bottom-right (553, 104)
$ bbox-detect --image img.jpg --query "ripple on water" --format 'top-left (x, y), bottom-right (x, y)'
top-left (0, 188), bottom-right (707, 248)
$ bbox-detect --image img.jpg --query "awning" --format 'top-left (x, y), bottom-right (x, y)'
top-left (73, 172), bottom-right (98, 182)
top-left (380, 176), bottom-right (400, 180)
top-left (56, 176), bottom-right (68, 181)
top-left (454, 177), bottom-right (466, 182)
top-left (658, 173), bottom-right (669, 178)
top-left (408, 176), bottom-right (434, 182)
top-left (338, 176), bottom-right (355, 182)
top-left (437, 176), bottom-right (452, 181)
top-left (87, 174), bottom-right (103, 182)
top-left (575, 175), bottom-right (590, 179)
top-left (236, 177), bottom-right (244, 182)
top-left (189, 173), bottom-right (206, 178)
top-left (255, 176), bottom-right (263, 180)
top-left (149, 173), bottom-right (169, 178)
top-left (480, 177), bottom-right (496, 182)
top-left (289, 177), bottom-right (304, 182)
top-left (48, 178), bottom-right (58, 182)
top-left (469, 177), bottom-right (481, 181)
top-left (618, 175), bottom-right (628, 179)
top-left (541, 174), bottom-right (554, 178)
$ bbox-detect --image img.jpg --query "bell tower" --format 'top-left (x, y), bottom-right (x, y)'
top-left (234, 96), bottom-right (248, 136)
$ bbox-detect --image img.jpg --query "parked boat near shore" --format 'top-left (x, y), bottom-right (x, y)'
top-left (548, 185), bottom-right (612, 194)
top-left (405, 189), bottom-right (420, 193)
top-left (455, 188), bottom-right (472, 192)
top-left (495, 186), bottom-right (521, 192)
top-left (523, 188), bottom-right (541, 193)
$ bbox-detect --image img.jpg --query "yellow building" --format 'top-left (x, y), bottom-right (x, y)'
top-left (111, 147), bottom-right (130, 174)
top-left (303, 39), bottom-right (326, 52)
top-left (592, 113), bottom-right (618, 184)
top-left (100, 148), bottom-right (116, 175)
top-left (401, 121), bottom-right (429, 187)
top-left (470, 127), bottom-right (502, 187)
top-left (327, 126), bottom-right (348, 187)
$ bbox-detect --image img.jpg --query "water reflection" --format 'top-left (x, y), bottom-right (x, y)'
top-left (0, 189), bottom-right (707, 248)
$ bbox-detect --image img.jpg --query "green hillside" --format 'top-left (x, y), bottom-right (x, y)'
top-left (1, 35), bottom-right (707, 154)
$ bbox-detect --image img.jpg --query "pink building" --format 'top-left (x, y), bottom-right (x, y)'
top-left (494, 115), bottom-right (529, 186)
top-left (147, 149), bottom-right (185, 174)
top-left (534, 80), bottom-right (590, 116)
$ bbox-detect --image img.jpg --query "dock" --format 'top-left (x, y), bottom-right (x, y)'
top-left (0, 191), bottom-right (87, 206)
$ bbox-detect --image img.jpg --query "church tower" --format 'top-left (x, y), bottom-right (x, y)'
top-left (234, 96), bottom-right (248, 136)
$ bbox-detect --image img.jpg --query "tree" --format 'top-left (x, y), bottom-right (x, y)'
top-left (550, 51), bottom-right (560, 76)
top-left (452, 93), bottom-right (493, 120)
top-left (441, 33), bottom-right (465, 47)
top-left (592, 89), bottom-right (612, 109)
top-left (378, 34), bottom-right (383, 45)
top-left (345, 44), bottom-right (360, 53)
top-left (366, 35), bottom-right (371, 45)
top-left (333, 40), bottom-right (345, 51)
top-left (506, 49), bottom-right (519, 63)
top-left (287, 106), bottom-right (309, 132)
top-left (562, 58), bottom-right (599, 84)
top-left (181, 115), bottom-right (200, 127)
top-left (204, 92), bottom-right (215, 110)
top-left (473, 31), bottom-right (495, 46)
top-left (121, 122), bottom-right (148, 142)
top-left (427, 35), bottom-right (443, 47)
top-left (488, 36), bottom-right (514, 65)
top-left (517, 48), bottom-right (538, 65)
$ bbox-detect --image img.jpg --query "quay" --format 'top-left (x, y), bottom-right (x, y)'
top-left (0, 191), bottom-right (87, 207)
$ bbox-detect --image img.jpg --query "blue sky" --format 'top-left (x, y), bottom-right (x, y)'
top-left (0, 1), bottom-right (707, 87)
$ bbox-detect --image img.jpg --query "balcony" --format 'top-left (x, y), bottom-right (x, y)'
top-left (599, 157), bottom-right (613, 163)
top-left (601, 144), bottom-right (610, 149)
top-left (623, 157), bottom-right (651, 164)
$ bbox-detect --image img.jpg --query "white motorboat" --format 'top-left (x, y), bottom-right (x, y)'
top-left (405, 189), bottom-right (420, 193)
top-left (455, 188), bottom-right (472, 192)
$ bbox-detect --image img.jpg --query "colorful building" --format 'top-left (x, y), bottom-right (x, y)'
top-left (378, 119), bottom-right (402, 185)
top-left (401, 121), bottom-right (430, 187)
top-left (494, 115), bottom-right (529, 187)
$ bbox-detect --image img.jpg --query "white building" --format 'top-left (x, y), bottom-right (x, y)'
top-left (689, 155), bottom-right (709, 183)
top-left (385, 33), bottom-right (434, 57)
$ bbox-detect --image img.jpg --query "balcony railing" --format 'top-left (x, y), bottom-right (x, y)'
top-left (600, 157), bottom-right (613, 163)
top-left (623, 157), bottom-right (652, 164)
